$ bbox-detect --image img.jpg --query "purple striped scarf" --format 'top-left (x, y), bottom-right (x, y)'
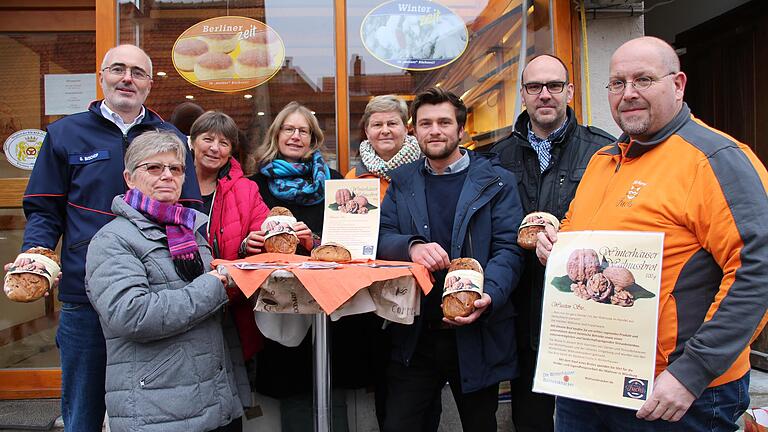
top-left (124, 188), bottom-right (199, 260)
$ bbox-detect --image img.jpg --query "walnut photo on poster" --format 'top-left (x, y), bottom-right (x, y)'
top-left (550, 249), bottom-right (654, 307)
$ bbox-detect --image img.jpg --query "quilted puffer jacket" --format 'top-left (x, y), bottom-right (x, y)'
top-left (85, 196), bottom-right (244, 432)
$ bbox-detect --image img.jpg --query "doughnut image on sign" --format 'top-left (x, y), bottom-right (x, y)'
top-left (171, 16), bottom-right (285, 92)
top-left (361, 0), bottom-right (468, 71)
top-left (173, 38), bottom-right (209, 71)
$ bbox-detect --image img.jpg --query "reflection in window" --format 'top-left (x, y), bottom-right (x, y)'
top-left (347, 0), bottom-right (553, 167)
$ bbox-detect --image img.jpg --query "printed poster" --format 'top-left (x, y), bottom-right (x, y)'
top-left (533, 231), bottom-right (663, 410)
top-left (171, 16), bottom-right (285, 92)
top-left (361, 0), bottom-right (468, 71)
top-left (322, 179), bottom-right (380, 260)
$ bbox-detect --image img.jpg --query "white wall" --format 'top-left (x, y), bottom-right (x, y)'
top-left (579, 13), bottom-right (645, 137)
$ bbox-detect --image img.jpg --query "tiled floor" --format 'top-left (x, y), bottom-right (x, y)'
top-left (37, 369), bottom-right (768, 431)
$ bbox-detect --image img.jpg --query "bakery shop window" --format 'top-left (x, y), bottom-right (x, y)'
top-left (118, 0), bottom-right (339, 172)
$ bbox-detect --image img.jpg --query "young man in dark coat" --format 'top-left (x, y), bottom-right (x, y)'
top-left (378, 87), bottom-right (525, 431)
top-left (491, 54), bottom-right (615, 432)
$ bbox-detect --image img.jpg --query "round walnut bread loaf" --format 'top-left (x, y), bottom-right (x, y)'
top-left (517, 212), bottom-right (560, 250)
top-left (4, 247), bottom-right (61, 303)
top-left (263, 206), bottom-right (299, 254)
top-left (310, 243), bottom-right (351, 262)
top-left (442, 258), bottom-right (483, 320)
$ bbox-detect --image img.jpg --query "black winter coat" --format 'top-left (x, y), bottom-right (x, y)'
top-left (249, 168), bottom-right (383, 397)
top-left (491, 108), bottom-right (615, 351)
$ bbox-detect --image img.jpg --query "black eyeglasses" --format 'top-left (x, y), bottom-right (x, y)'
top-left (605, 72), bottom-right (676, 94)
top-left (135, 162), bottom-right (185, 177)
top-left (102, 64), bottom-right (151, 81)
top-left (522, 81), bottom-right (567, 95)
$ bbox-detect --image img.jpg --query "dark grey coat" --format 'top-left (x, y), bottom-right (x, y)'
top-left (85, 196), bottom-right (244, 432)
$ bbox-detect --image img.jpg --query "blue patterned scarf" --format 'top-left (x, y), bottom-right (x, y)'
top-left (260, 150), bottom-right (330, 206)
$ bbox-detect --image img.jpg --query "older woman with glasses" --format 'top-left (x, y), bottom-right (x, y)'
top-left (85, 130), bottom-right (246, 432)
top-left (346, 95), bottom-right (421, 201)
top-left (190, 110), bottom-right (270, 408)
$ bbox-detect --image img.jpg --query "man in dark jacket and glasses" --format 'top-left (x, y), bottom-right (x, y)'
top-left (491, 54), bottom-right (615, 432)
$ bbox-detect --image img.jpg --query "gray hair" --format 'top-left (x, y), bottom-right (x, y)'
top-left (124, 130), bottom-right (186, 174)
top-left (100, 44), bottom-right (153, 76)
top-left (360, 95), bottom-right (409, 129)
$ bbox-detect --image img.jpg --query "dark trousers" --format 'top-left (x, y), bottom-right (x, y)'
top-left (57, 302), bottom-right (107, 432)
top-left (510, 341), bottom-right (554, 432)
top-left (383, 328), bottom-right (499, 432)
top-left (555, 372), bottom-right (749, 431)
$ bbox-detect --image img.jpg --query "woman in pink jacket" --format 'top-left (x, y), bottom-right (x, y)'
top-left (190, 111), bottom-right (269, 369)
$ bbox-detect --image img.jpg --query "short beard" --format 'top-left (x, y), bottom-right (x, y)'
top-left (618, 117), bottom-right (650, 137)
top-left (422, 137), bottom-right (460, 161)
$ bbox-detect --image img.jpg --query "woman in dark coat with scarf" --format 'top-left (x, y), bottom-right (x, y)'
top-left (247, 102), bottom-right (374, 431)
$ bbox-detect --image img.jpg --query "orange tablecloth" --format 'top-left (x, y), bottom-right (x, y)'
top-left (212, 253), bottom-right (433, 314)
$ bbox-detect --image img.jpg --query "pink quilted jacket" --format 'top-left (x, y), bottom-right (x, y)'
top-left (209, 158), bottom-right (269, 360)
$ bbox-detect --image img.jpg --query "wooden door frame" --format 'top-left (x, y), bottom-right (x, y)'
top-left (0, 0), bottom-right (100, 400)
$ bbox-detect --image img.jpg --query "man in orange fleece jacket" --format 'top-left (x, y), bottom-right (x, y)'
top-left (537, 36), bottom-right (768, 431)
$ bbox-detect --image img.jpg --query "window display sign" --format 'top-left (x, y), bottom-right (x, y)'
top-left (533, 231), bottom-right (663, 410)
top-left (172, 16), bottom-right (285, 93)
top-left (3, 129), bottom-right (45, 170)
top-left (361, 0), bottom-right (468, 71)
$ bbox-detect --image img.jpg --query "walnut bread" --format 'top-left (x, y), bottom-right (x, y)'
top-left (517, 212), bottom-right (560, 250)
top-left (442, 258), bottom-right (484, 320)
top-left (4, 247), bottom-right (61, 302)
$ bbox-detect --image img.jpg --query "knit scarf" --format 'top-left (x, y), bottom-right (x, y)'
top-left (124, 188), bottom-right (204, 281)
top-left (259, 150), bottom-right (330, 206)
top-left (359, 134), bottom-right (422, 182)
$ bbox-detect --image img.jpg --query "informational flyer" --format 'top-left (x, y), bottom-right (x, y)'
top-left (533, 231), bottom-right (664, 410)
top-left (44, 73), bottom-right (96, 115)
top-left (322, 179), bottom-right (380, 260)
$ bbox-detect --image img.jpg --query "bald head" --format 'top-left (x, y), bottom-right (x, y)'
top-left (520, 54), bottom-right (574, 138)
top-left (101, 44), bottom-right (153, 76)
top-left (608, 36), bottom-right (687, 141)
top-left (613, 37), bottom-right (679, 74)
top-left (522, 54), bottom-right (569, 83)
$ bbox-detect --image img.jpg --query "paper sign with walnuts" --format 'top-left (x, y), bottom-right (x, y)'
top-left (321, 179), bottom-right (381, 260)
top-left (533, 230), bottom-right (663, 410)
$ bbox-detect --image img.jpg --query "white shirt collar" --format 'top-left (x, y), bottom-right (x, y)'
top-left (100, 101), bottom-right (145, 135)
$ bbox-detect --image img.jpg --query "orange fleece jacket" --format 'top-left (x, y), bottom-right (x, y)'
top-left (560, 104), bottom-right (768, 397)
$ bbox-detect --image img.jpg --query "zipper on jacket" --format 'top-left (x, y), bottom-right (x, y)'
top-left (460, 176), bottom-right (500, 255)
top-left (140, 347), bottom-right (183, 388)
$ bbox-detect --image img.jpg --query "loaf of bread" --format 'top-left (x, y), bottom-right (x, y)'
top-left (263, 207), bottom-right (299, 254)
top-left (4, 247), bottom-right (61, 303)
top-left (442, 258), bottom-right (483, 320)
top-left (517, 212), bottom-right (560, 250)
top-left (310, 243), bottom-right (352, 262)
